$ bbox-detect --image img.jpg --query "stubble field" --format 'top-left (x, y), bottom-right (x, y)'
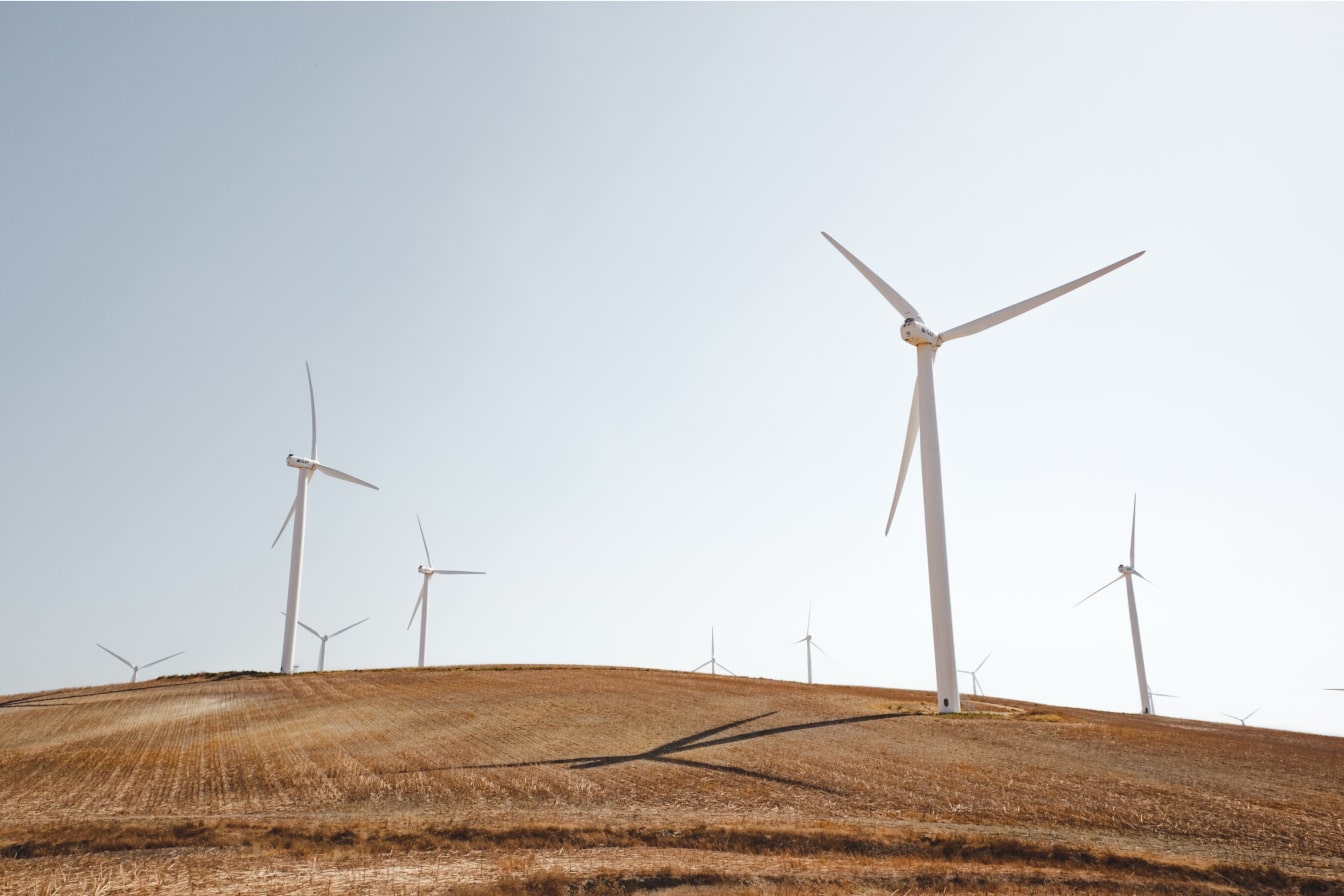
top-left (1, 665), bottom-right (1341, 894)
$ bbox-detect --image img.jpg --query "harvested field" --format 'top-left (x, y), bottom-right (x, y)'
top-left (1, 665), bottom-right (1341, 894)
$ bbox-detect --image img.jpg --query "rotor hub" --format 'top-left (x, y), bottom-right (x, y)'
top-left (901, 318), bottom-right (938, 346)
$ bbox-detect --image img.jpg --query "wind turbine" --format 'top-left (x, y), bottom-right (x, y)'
top-left (1076, 495), bottom-right (1157, 714)
top-left (693, 628), bottom-right (735, 676)
top-left (1147, 687), bottom-right (1178, 716)
top-left (408, 514), bottom-right (485, 668)
top-left (272, 362), bottom-right (379, 675)
top-left (1222, 708), bottom-right (1260, 727)
top-left (824, 233), bottom-right (1143, 713)
top-left (791, 604), bottom-right (833, 685)
top-left (294, 616), bottom-right (369, 672)
top-left (958, 652), bottom-right (992, 697)
top-left (97, 644), bottom-right (183, 683)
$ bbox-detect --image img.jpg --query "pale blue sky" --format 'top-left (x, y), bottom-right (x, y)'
top-left (3, 3), bottom-right (1342, 736)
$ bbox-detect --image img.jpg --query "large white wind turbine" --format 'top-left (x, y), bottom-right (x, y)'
top-left (824, 233), bottom-right (1143, 713)
top-left (693, 628), bottom-right (735, 676)
top-left (1076, 495), bottom-right (1157, 714)
top-left (791, 604), bottom-right (833, 685)
top-left (297, 617), bottom-right (369, 672)
top-left (272, 362), bottom-right (379, 675)
top-left (408, 515), bottom-right (485, 668)
top-left (97, 644), bottom-right (183, 683)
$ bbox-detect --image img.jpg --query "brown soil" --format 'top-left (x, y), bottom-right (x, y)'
top-left (1, 665), bottom-right (1340, 894)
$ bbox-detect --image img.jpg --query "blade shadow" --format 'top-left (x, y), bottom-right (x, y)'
top-left (438, 710), bottom-right (915, 793)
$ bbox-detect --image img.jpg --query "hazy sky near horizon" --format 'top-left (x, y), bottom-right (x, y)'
top-left (3, 3), bottom-right (1343, 736)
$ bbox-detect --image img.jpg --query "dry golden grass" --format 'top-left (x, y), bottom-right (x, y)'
top-left (1, 665), bottom-right (1341, 894)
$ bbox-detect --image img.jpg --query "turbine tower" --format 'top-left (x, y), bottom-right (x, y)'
top-left (693, 628), bottom-right (735, 676)
top-left (791, 604), bottom-right (832, 685)
top-left (297, 617), bottom-right (369, 672)
top-left (408, 514), bottom-right (485, 668)
top-left (1147, 687), bottom-right (1178, 716)
top-left (97, 644), bottom-right (183, 683)
top-left (272, 362), bottom-right (379, 674)
top-left (824, 233), bottom-right (1142, 713)
top-left (1076, 495), bottom-right (1156, 714)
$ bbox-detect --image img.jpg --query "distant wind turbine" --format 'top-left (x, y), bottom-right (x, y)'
top-left (97, 644), bottom-right (183, 683)
top-left (1076, 495), bottom-right (1157, 714)
top-left (1222, 708), bottom-right (1260, 727)
top-left (791, 604), bottom-right (833, 685)
top-left (958, 652), bottom-right (992, 697)
top-left (272, 362), bottom-right (379, 675)
top-left (693, 628), bottom-right (735, 676)
top-left (825, 233), bottom-right (1142, 713)
top-left (295, 616), bottom-right (368, 672)
top-left (408, 515), bottom-right (485, 668)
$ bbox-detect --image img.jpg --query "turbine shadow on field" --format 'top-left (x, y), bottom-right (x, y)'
top-left (451, 711), bottom-right (915, 793)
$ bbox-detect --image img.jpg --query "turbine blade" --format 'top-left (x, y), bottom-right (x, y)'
top-left (1132, 570), bottom-right (1156, 586)
top-left (1246, 708), bottom-right (1260, 721)
top-left (271, 493), bottom-right (300, 548)
top-left (691, 660), bottom-right (711, 673)
top-left (417, 514), bottom-right (433, 568)
top-left (97, 643), bottom-right (134, 669)
top-left (140, 651), bottom-right (184, 670)
top-left (313, 462), bottom-right (379, 490)
top-left (329, 617), bottom-right (369, 638)
top-left (432, 570), bottom-right (486, 576)
top-left (1074, 575), bottom-right (1124, 607)
top-left (886, 378), bottom-right (920, 536)
top-left (407, 581), bottom-right (427, 630)
top-left (821, 232), bottom-right (923, 320)
top-left (297, 620), bottom-right (322, 638)
top-left (812, 641), bottom-right (836, 662)
top-left (937, 251), bottom-right (1144, 344)
top-left (1130, 494), bottom-right (1137, 569)
top-left (806, 601), bottom-right (812, 637)
top-left (306, 361), bottom-right (317, 459)
top-left (717, 663), bottom-right (737, 676)
top-left (974, 652), bottom-right (991, 673)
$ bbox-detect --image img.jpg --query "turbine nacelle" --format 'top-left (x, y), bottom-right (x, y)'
top-left (901, 318), bottom-right (937, 346)
top-left (286, 454), bottom-right (316, 470)
top-left (418, 565), bottom-right (435, 576)
top-left (1118, 563), bottom-right (1135, 575)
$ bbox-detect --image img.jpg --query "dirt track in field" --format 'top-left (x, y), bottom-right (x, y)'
top-left (2, 666), bottom-right (1341, 894)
